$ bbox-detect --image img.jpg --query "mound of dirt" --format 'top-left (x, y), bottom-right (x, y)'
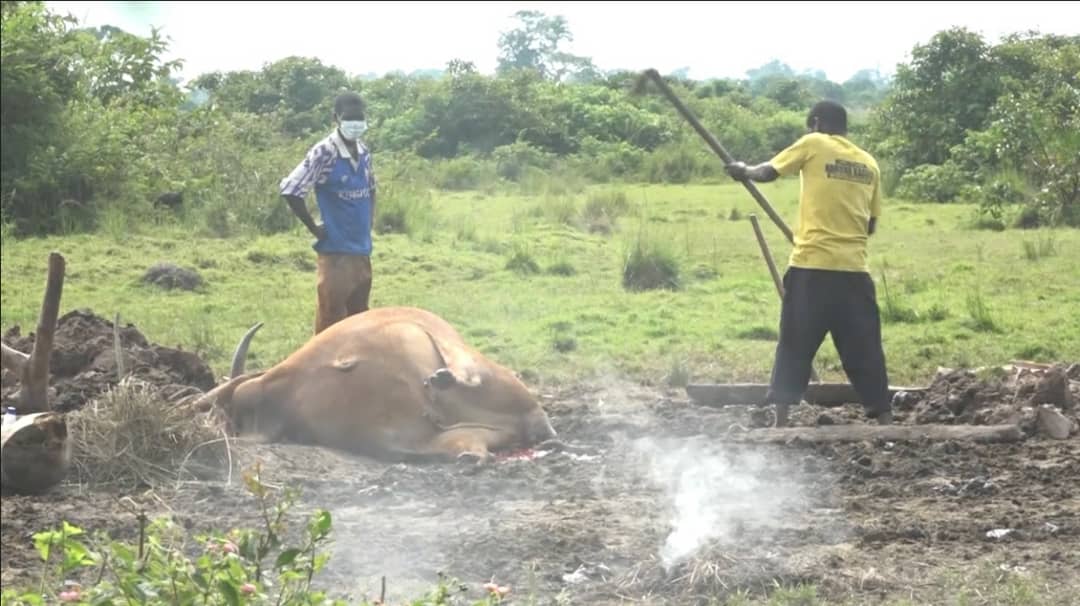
top-left (141, 263), bottom-right (204, 291)
top-left (1, 309), bottom-right (216, 412)
top-left (895, 363), bottom-right (1078, 435)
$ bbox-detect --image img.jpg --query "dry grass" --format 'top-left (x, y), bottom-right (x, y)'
top-left (66, 376), bottom-right (235, 489)
top-left (615, 551), bottom-right (810, 605)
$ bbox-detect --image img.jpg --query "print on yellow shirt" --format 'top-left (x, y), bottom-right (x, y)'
top-left (768, 133), bottom-right (882, 273)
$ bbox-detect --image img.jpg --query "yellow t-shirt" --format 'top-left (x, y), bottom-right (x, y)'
top-left (768, 133), bottom-right (882, 273)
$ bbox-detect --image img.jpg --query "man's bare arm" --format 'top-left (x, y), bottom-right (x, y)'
top-left (283, 194), bottom-right (324, 239)
top-left (725, 161), bottom-right (780, 183)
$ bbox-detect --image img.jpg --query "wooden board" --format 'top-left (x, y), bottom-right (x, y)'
top-left (686, 383), bottom-right (927, 407)
top-left (721, 423), bottom-right (1023, 444)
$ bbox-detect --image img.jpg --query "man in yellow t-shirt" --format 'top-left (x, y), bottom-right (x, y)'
top-left (725, 100), bottom-right (892, 427)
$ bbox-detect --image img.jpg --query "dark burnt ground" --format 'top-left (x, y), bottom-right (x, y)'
top-left (3, 371), bottom-right (1078, 605)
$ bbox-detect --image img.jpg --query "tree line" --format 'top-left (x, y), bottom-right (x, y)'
top-left (1, 2), bottom-right (1076, 237)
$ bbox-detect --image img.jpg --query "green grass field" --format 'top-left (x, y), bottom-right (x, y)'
top-left (2, 179), bottom-right (1077, 388)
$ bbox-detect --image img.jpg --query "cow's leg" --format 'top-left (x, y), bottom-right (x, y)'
top-left (424, 426), bottom-right (505, 463)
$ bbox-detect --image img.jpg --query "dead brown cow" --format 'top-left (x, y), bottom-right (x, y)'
top-left (189, 306), bottom-right (560, 462)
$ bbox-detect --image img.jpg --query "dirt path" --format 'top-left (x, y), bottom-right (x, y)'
top-left (3, 377), bottom-right (1078, 605)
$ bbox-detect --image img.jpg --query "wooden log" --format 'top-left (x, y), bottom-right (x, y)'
top-left (1, 412), bottom-right (71, 494)
top-left (723, 423), bottom-right (1024, 444)
top-left (686, 382), bottom-right (927, 407)
top-left (2, 252), bottom-right (66, 414)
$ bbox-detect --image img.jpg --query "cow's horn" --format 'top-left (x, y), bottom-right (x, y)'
top-left (230, 322), bottom-right (263, 378)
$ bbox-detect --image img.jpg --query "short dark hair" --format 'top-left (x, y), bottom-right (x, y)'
top-left (334, 92), bottom-right (365, 118)
top-left (807, 100), bottom-right (847, 134)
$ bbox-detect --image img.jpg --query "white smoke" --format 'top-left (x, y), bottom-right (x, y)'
top-left (634, 436), bottom-right (811, 572)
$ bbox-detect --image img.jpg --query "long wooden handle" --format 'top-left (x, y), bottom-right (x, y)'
top-left (750, 214), bottom-right (785, 299)
top-left (638, 69), bottom-right (795, 244)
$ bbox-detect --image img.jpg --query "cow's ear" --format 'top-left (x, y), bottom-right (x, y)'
top-left (426, 332), bottom-right (483, 387)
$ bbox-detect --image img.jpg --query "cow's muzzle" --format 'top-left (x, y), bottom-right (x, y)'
top-left (526, 413), bottom-right (558, 444)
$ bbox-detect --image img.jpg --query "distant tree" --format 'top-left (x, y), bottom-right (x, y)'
top-left (871, 27), bottom-right (1000, 170)
top-left (496, 10), bottom-right (596, 83)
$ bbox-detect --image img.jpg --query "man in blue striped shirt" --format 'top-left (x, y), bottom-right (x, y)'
top-left (280, 92), bottom-right (378, 334)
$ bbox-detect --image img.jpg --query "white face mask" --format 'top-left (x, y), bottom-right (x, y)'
top-left (339, 120), bottom-right (367, 141)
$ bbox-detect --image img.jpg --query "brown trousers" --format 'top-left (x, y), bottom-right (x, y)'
top-left (315, 254), bottom-right (372, 335)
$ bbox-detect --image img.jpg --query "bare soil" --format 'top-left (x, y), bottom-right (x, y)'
top-left (2, 312), bottom-right (1078, 604)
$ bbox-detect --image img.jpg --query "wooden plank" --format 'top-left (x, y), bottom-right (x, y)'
top-left (722, 423), bottom-right (1023, 444)
top-left (686, 383), bottom-right (927, 407)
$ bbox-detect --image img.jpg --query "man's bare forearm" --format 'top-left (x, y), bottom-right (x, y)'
top-left (745, 163), bottom-right (780, 183)
top-left (284, 194), bottom-right (319, 236)
top-left (725, 161), bottom-right (780, 183)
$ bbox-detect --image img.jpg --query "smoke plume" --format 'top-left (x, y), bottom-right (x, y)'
top-left (634, 435), bottom-right (811, 572)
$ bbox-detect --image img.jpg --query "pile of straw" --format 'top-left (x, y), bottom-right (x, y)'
top-left (66, 376), bottom-right (236, 489)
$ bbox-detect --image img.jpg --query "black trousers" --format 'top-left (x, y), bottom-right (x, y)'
top-left (767, 267), bottom-right (891, 417)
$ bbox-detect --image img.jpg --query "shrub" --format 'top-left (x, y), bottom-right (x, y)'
top-left (505, 243), bottom-right (540, 275)
top-left (643, 143), bottom-right (710, 184)
top-left (622, 233), bottom-right (682, 292)
top-left (895, 163), bottom-right (966, 203)
top-left (375, 182), bottom-right (438, 237)
top-left (491, 141), bottom-right (554, 181)
top-left (434, 157), bottom-right (498, 191)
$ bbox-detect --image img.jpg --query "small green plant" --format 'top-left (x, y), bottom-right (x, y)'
top-left (622, 231), bottom-right (681, 292)
top-left (581, 190), bottom-right (632, 234)
top-left (453, 216), bottom-right (478, 243)
top-left (546, 260), bottom-right (577, 276)
top-left (665, 357), bottom-right (691, 388)
top-left (375, 184), bottom-right (438, 237)
top-left (505, 243), bottom-right (540, 276)
top-left (924, 303), bottom-right (950, 322)
top-left (0, 464), bottom-right (509, 606)
top-left (552, 335), bottom-right (577, 353)
top-left (736, 326), bottom-right (779, 341)
top-left (1021, 233), bottom-right (1057, 261)
top-left (543, 196), bottom-right (579, 228)
top-left (1, 463), bottom-right (338, 606)
top-left (966, 288), bottom-right (1002, 333)
top-left (879, 263), bottom-right (921, 324)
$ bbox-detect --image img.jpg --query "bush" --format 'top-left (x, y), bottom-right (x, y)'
top-left (895, 163), bottom-right (967, 203)
top-left (505, 243), bottom-right (541, 275)
top-left (643, 142), bottom-right (712, 184)
top-left (491, 141), bottom-right (554, 181)
top-left (375, 183), bottom-right (438, 237)
top-left (582, 189), bottom-right (633, 234)
top-left (434, 157), bottom-right (499, 191)
top-left (622, 233), bottom-right (682, 292)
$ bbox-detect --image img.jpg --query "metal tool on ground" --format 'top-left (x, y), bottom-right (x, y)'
top-left (633, 68), bottom-right (794, 244)
top-left (749, 213), bottom-right (820, 383)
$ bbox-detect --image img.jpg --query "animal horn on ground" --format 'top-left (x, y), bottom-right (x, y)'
top-left (633, 68), bottom-right (795, 245)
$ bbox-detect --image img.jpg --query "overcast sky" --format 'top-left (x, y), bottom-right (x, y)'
top-left (45, 1), bottom-right (1076, 84)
